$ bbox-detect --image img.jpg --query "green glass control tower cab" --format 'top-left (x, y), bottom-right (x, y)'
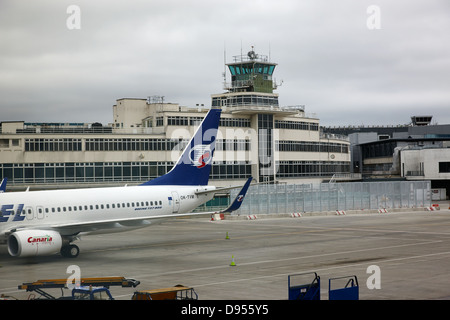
top-left (212, 47), bottom-right (280, 109)
top-left (227, 48), bottom-right (277, 94)
top-left (211, 47), bottom-right (280, 183)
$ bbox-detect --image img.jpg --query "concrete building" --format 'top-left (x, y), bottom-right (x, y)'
top-left (324, 116), bottom-right (450, 199)
top-left (0, 48), bottom-right (351, 191)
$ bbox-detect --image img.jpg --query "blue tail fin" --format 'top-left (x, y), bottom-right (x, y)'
top-left (222, 177), bottom-right (252, 213)
top-left (0, 177), bottom-right (7, 193)
top-left (141, 108), bottom-right (222, 186)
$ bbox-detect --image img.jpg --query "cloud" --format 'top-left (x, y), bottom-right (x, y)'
top-left (0, 0), bottom-right (449, 126)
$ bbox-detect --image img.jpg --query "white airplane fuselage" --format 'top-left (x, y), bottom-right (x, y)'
top-left (0, 184), bottom-right (216, 244)
top-left (0, 108), bottom-right (253, 259)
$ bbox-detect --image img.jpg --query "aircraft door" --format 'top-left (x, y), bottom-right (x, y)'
top-left (171, 191), bottom-right (180, 213)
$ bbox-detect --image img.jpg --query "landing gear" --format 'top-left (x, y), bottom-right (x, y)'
top-left (61, 244), bottom-right (80, 258)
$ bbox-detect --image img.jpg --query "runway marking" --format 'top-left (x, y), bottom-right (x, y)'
top-left (257, 221), bottom-right (450, 237)
top-left (87, 224), bottom-right (438, 255)
top-left (192, 249), bottom-right (450, 289)
top-left (98, 247), bottom-right (450, 299)
top-left (91, 216), bottom-right (448, 254)
top-left (85, 228), bottom-right (341, 254)
top-left (135, 239), bottom-right (442, 280)
top-left (87, 212), bottom-right (450, 254)
top-left (229, 240), bottom-right (443, 267)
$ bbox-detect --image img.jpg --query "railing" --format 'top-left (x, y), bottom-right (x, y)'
top-left (329, 173), bottom-right (362, 183)
top-left (13, 126), bottom-right (166, 135)
top-left (406, 171), bottom-right (424, 177)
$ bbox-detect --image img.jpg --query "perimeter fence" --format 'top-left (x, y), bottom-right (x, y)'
top-left (230, 180), bottom-right (431, 215)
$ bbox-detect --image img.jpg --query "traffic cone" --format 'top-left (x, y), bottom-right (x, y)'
top-left (225, 232), bottom-right (230, 240)
top-left (230, 255), bottom-right (236, 266)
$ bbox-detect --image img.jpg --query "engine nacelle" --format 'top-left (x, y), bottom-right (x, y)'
top-left (7, 230), bottom-right (63, 257)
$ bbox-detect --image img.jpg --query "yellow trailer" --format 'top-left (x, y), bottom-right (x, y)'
top-left (132, 285), bottom-right (198, 300)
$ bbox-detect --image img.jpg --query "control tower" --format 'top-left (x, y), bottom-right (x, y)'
top-left (227, 47), bottom-right (277, 93)
top-left (211, 47), bottom-right (280, 110)
top-left (211, 47), bottom-right (283, 183)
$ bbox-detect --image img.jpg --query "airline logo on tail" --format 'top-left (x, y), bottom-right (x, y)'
top-left (189, 144), bottom-right (212, 168)
top-left (140, 108), bottom-right (221, 186)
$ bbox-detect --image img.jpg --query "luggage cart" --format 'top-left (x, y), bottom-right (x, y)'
top-left (132, 285), bottom-right (198, 300)
top-left (18, 276), bottom-right (140, 300)
top-left (328, 275), bottom-right (359, 300)
top-left (288, 272), bottom-right (321, 300)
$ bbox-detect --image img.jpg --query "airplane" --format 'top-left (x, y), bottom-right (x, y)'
top-left (0, 178), bottom-right (6, 193)
top-left (0, 107), bottom-right (253, 258)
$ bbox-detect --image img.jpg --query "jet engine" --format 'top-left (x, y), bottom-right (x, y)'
top-left (7, 230), bottom-right (63, 257)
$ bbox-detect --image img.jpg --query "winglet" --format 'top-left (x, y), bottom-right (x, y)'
top-left (141, 108), bottom-right (221, 186)
top-left (221, 177), bottom-right (252, 213)
top-left (0, 177), bottom-right (7, 193)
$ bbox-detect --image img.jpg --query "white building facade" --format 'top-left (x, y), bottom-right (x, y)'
top-left (402, 147), bottom-right (450, 181)
top-left (0, 49), bottom-right (351, 190)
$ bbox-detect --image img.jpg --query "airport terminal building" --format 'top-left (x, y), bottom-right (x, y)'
top-left (0, 49), bottom-right (351, 190)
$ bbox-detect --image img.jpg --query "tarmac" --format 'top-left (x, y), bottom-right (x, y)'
top-left (1, 201), bottom-right (450, 301)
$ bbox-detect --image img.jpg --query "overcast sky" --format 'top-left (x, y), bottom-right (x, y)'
top-left (1, 0), bottom-right (449, 127)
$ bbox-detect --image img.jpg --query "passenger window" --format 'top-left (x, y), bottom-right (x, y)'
top-left (90, 205), bottom-right (93, 210)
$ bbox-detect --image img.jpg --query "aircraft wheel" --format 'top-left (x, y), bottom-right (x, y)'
top-left (61, 244), bottom-right (80, 258)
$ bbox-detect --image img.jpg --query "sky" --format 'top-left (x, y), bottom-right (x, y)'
top-left (1, 0), bottom-right (449, 127)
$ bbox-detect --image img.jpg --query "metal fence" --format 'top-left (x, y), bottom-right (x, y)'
top-left (231, 180), bottom-right (432, 215)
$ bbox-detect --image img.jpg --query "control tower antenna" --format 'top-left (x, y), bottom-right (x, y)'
top-left (223, 43), bottom-right (227, 85)
top-left (269, 42), bottom-right (271, 62)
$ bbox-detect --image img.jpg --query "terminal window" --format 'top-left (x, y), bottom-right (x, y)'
top-left (439, 162), bottom-right (450, 173)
